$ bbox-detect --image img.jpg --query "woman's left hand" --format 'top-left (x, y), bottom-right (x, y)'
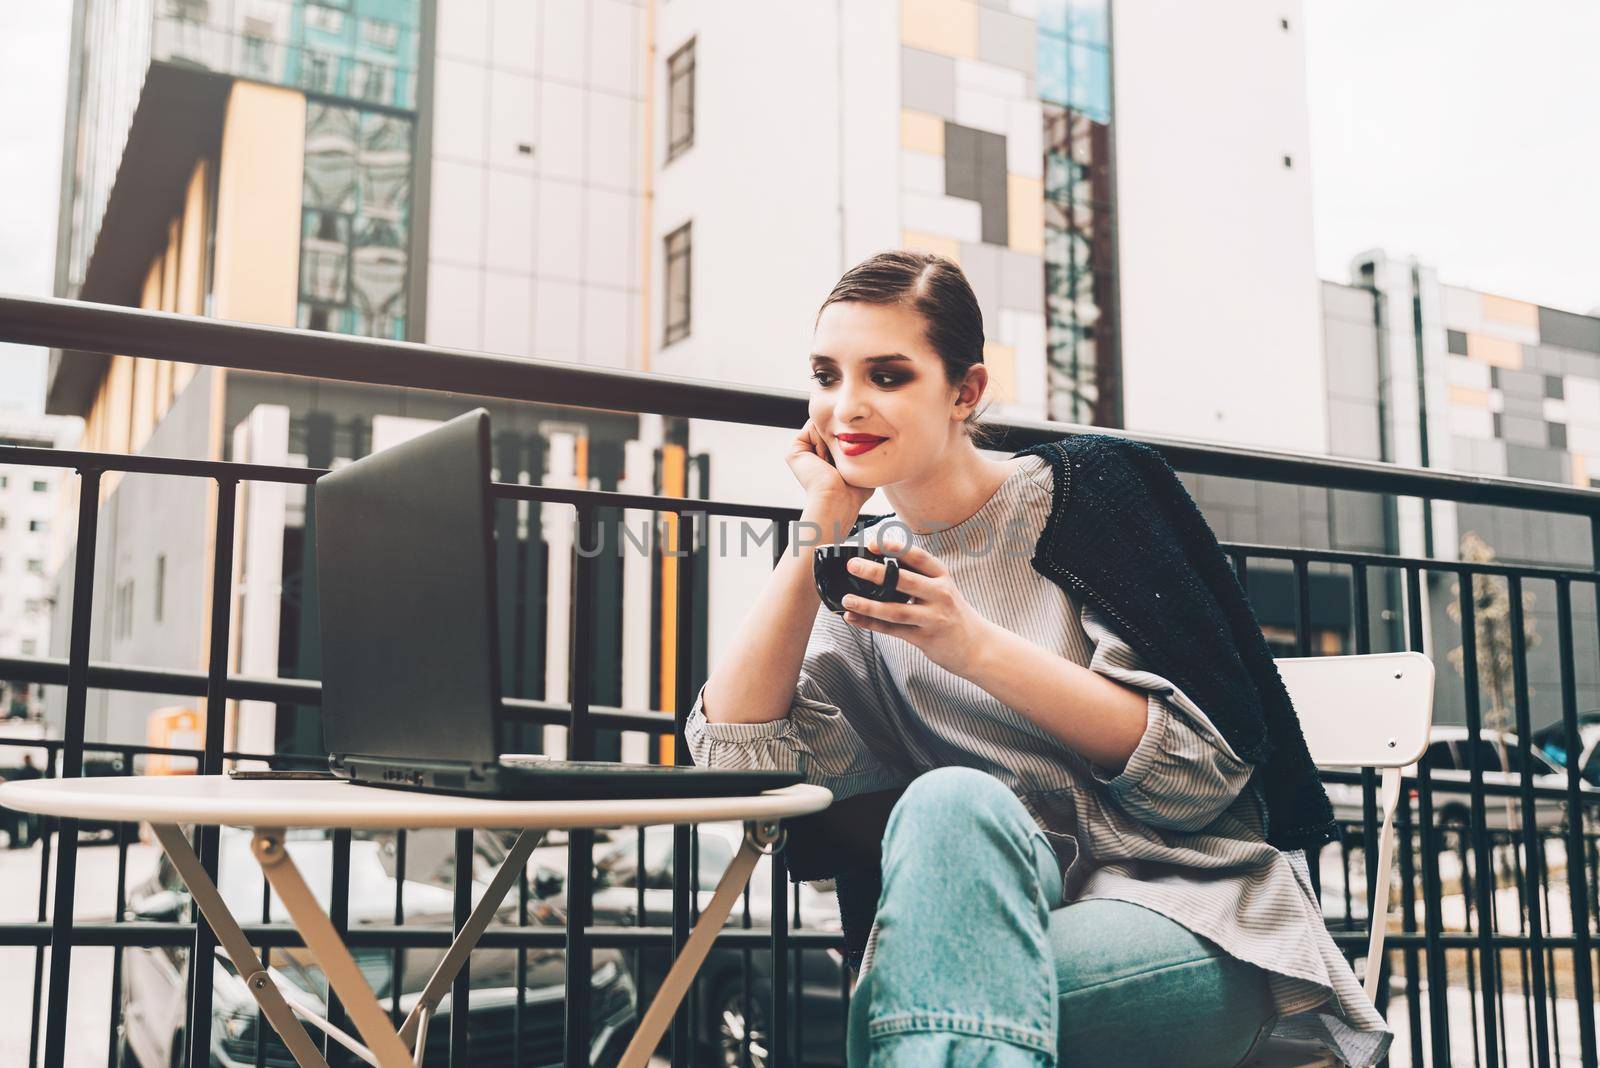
top-left (840, 528), bottom-right (995, 679)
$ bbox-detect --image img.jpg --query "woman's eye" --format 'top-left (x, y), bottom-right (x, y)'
top-left (872, 373), bottom-right (904, 387)
top-left (809, 370), bottom-right (834, 386)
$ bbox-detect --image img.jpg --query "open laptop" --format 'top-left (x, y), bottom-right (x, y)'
top-left (310, 406), bottom-right (801, 800)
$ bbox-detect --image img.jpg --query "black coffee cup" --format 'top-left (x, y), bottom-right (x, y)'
top-left (814, 543), bottom-right (914, 615)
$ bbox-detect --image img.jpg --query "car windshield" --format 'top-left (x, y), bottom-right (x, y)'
top-left (593, 826), bottom-right (736, 892)
top-left (214, 828), bottom-right (503, 924)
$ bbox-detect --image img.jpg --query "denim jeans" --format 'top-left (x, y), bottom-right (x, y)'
top-left (845, 766), bottom-right (1275, 1067)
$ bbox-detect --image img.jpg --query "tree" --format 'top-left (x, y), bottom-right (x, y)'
top-left (1445, 532), bottom-right (1540, 733)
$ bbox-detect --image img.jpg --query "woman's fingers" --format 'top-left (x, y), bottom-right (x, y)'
top-left (845, 556), bottom-right (934, 598)
top-left (853, 537), bottom-right (948, 582)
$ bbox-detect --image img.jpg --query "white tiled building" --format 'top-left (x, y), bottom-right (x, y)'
top-left (0, 411), bottom-right (82, 717)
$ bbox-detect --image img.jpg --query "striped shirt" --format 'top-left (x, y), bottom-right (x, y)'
top-left (685, 452), bottom-right (1390, 1067)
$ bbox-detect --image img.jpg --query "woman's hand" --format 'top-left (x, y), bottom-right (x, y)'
top-left (839, 527), bottom-right (996, 679)
top-left (787, 417), bottom-right (874, 513)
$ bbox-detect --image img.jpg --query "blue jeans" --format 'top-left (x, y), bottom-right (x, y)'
top-left (845, 767), bottom-right (1275, 1067)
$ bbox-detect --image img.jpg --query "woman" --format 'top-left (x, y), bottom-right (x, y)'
top-left (685, 250), bottom-right (1390, 1067)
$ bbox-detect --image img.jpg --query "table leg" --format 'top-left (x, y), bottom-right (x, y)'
top-left (252, 829), bottom-right (416, 1067)
top-left (616, 819), bottom-right (782, 1068)
top-left (149, 824), bottom-right (331, 1068)
top-left (397, 828), bottom-right (544, 1047)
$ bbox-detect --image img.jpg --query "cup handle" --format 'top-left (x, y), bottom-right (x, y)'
top-left (880, 557), bottom-right (900, 596)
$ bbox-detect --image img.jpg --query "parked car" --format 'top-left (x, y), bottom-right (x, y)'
top-left (541, 822), bottom-right (849, 1068)
top-left (116, 825), bottom-right (636, 1068)
top-left (0, 746), bottom-right (139, 846)
top-left (1531, 711), bottom-right (1600, 826)
top-left (1325, 726), bottom-right (1587, 837)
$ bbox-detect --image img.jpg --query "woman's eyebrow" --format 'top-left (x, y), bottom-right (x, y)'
top-left (808, 353), bottom-right (914, 365)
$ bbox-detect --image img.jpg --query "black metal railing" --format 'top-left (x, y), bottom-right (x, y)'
top-left (1, 293), bottom-right (1598, 1068)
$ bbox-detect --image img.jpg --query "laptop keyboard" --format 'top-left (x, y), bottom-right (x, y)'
top-left (498, 755), bottom-right (701, 773)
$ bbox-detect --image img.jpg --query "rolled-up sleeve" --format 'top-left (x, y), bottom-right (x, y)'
top-left (684, 605), bottom-right (910, 802)
top-left (1077, 601), bottom-right (1255, 830)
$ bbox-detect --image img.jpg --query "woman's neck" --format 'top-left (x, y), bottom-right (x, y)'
top-left (883, 446), bottom-right (1021, 535)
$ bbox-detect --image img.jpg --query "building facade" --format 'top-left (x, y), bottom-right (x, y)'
top-left (48, 0), bottom-right (1589, 753)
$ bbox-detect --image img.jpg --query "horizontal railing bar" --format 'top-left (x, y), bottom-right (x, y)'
top-left (4, 293), bottom-right (1600, 515)
top-left (0, 922), bottom-right (848, 952)
top-left (6, 920), bottom-right (1594, 955)
top-left (4, 446), bottom-right (1595, 586)
top-left (1222, 542), bottom-right (1600, 583)
top-left (0, 659), bottom-right (677, 733)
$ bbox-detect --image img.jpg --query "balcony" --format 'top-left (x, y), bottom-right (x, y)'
top-left (0, 294), bottom-right (1596, 1068)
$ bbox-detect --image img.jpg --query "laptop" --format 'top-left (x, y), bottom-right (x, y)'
top-left (310, 406), bottom-right (801, 800)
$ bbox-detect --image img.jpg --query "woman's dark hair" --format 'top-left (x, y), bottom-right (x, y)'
top-left (814, 249), bottom-right (1003, 449)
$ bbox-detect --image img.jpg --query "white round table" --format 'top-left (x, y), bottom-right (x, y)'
top-left (0, 774), bottom-right (831, 1068)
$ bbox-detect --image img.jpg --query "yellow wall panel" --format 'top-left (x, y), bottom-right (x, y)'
top-left (1007, 174), bottom-right (1043, 254)
top-left (214, 82), bottom-right (305, 327)
top-left (901, 229), bottom-right (961, 264)
top-left (901, 0), bottom-right (977, 58)
top-left (983, 341), bottom-right (1016, 404)
top-left (1481, 293), bottom-right (1539, 329)
top-left (178, 160), bottom-right (207, 315)
top-left (1448, 385), bottom-right (1489, 409)
top-left (1465, 332), bottom-right (1523, 369)
top-left (900, 110), bottom-right (944, 155)
top-left (160, 222), bottom-right (179, 312)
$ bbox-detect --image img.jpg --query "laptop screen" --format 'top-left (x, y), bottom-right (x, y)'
top-left (312, 408), bottom-right (503, 767)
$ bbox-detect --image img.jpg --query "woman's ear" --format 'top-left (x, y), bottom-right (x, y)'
top-left (953, 364), bottom-right (989, 420)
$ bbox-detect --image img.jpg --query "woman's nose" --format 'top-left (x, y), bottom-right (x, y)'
top-left (837, 382), bottom-right (872, 421)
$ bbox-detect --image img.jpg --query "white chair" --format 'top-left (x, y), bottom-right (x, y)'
top-left (1239, 650), bottom-right (1435, 1067)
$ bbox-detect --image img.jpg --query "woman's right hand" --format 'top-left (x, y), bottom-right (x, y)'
top-left (788, 418), bottom-right (874, 514)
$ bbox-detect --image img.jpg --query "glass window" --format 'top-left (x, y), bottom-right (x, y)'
top-left (666, 38), bottom-right (695, 162)
top-left (31, 480), bottom-right (47, 493)
top-left (361, 18), bottom-right (399, 50)
top-left (20, 640), bottom-right (36, 656)
top-left (354, 61), bottom-right (391, 103)
top-left (663, 222), bottom-right (692, 346)
top-left (28, 519), bottom-right (45, 533)
top-left (305, 5), bottom-right (346, 33)
top-left (25, 559), bottom-right (43, 576)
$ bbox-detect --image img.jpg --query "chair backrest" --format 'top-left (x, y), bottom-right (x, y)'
top-left (1274, 651), bottom-right (1435, 769)
top-left (1269, 650), bottom-right (1437, 1012)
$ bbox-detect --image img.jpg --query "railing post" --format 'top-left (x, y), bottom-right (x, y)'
top-left (1456, 565), bottom-right (1502, 1068)
top-left (42, 467), bottom-right (102, 1068)
top-left (671, 509), bottom-right (697, 1068)
top-left (1506, 574), bottom-right (1551, 1068)
top-left (564, 503), bottom-right (597, 1068)
top-left (1555, 579), bottom-right (1598, 1068)
top-left (186, 476), bottom-right (237, 1068)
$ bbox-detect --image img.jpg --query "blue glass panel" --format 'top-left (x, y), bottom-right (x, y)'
top-left (1038, 38), bottom-right (1069, 104)
top-left (1068, 42), bottom-right (1111, 122)
top-left (1037, 0), bottom-right (1070, 37)
top-left (1067, 0), bottom-right (1110, 48)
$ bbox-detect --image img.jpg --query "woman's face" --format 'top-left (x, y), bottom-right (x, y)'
top-left (808, 300), bottom-right (980, 488)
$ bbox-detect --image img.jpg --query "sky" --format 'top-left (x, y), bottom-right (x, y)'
top-left (0, 2), bottom-right (1596, 416)
top-left (0, 2), bottom-right (70, 415)
top-left (1304, 0), bottom-right (1600, 312)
